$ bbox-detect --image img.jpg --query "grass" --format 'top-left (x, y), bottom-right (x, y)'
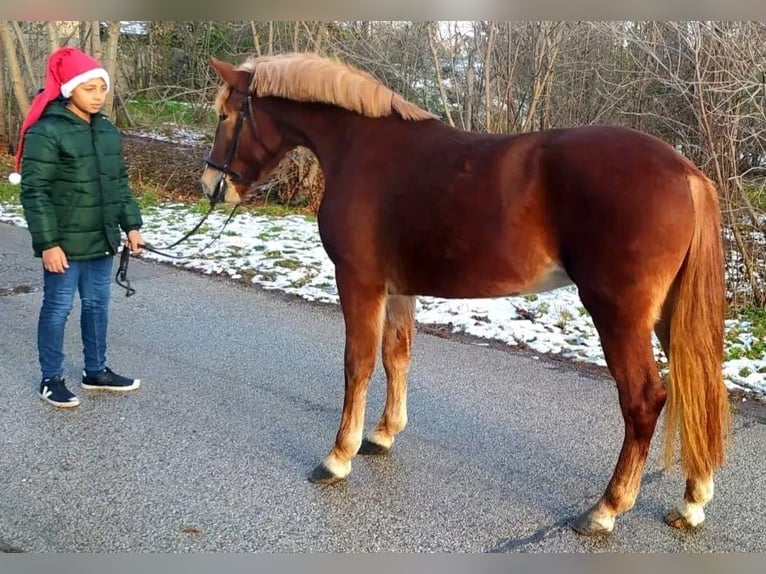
top-left (736, 307), bottom-right (766, 337)
top-left (743, 184), bottom-right (766, 212)
top-left (131, 182), bottom-right (163, 209)
top-left (555, 309), bottom-right (575, 330)
top-left (275, 258), bottom-right (302, 270)
top-left (725, 306), bottom-right (766, 361)
top-left (243, 203), bottom-right (313, 218)
top-left (168, 197), bottom-right (308, 219)
top-left (0, 181), bottom-right (20, 204)
top-left (124, 98), bottom-right (216, 129)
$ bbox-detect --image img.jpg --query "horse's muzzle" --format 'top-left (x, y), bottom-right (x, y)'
top-left (200, 168), bottom-right (243, 205)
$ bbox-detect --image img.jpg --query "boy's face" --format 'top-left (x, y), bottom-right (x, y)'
top-left (69, 78), bottom-right (108, 114)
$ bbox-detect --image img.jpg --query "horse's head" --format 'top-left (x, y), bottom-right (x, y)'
top-left (200, 57), bottom-right (286, 205)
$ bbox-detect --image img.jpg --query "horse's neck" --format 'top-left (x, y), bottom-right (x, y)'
top-left (263, 98), bottom-right (364, 167)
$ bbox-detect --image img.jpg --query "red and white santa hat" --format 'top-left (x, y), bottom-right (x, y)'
top-left (8, 46), bottom-right (110, 185)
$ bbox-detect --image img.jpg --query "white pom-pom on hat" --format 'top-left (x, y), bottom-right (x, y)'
top-left (8, 172), bottom-right (21, 185)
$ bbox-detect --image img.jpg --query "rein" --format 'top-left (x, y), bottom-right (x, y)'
top-left (115, 196), bottom-right (239, 297)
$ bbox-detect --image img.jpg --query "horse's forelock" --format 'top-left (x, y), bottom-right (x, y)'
top-left (213, 84), bottom-right (233, 116)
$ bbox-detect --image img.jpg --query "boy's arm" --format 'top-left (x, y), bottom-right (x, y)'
top-left (117, 150), bottom-right (143, 233)
top-left (19, 126), bottom-right (61, 252)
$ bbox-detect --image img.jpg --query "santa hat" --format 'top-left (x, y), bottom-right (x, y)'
top-left (8, 47), bottom-right (110, 185)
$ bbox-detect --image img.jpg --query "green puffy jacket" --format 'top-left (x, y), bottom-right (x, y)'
top-left (19, 101), bottom-right (142, 260)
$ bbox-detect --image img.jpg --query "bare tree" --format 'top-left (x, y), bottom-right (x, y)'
top-left (78, 20), bottom-right (90, 51)
top-left (0, 36), bottom-right (6, 149)
top-left (482, 22), bottom-right (496, 132)
top-left (102, 21), bottom-right (121, 119)
top-left (0, 20), bottom-right (30, 119)
top-left (427, 21), bottom-right (455, 127)
top-left (90, 20), bottom-right (102, 61)
top-left (250, 21), bottom-right (262, 57)
top-left (599, 21), bottom-right (766, 306)
top-left (47, 21), bottom-right (60, 52)
top-left (12, 21), bottom-right (36, 83)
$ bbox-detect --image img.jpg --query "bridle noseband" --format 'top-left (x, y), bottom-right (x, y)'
top-left (203, 77), bottom-right (285, 203)
top-left (203, 86), bottom-right (254, 204)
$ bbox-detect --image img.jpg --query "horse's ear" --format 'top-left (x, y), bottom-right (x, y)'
top-left (209, 57), bottom-right (249, 92)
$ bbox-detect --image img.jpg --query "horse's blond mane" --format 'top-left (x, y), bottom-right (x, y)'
top-left (218, 52), bottom-right (435, 121)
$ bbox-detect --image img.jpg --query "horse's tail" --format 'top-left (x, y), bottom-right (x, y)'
top-left (662, 170), bottom-right (731, 478)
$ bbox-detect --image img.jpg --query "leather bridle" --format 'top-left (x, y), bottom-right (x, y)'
top-left (116, 81), bottom-right (267, 297)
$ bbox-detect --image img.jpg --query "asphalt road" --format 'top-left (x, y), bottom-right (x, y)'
top-left (1, 221), bottom-right (764, 553)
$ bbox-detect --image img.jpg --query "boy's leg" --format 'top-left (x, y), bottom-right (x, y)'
top-left (79, 254), bottom-right (140, 392)
top-left (79, 255), bottom-right (113, 375)
top-left (38, 263), bottom-right (80, 379)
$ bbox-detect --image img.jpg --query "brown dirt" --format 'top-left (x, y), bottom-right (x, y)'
top-left (121, 134), bottom-right (207, 201)
top-left (121, 134), bottom-right (324, 212)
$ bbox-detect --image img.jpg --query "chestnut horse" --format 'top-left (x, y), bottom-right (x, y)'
top-left (199, 53), bottom-right (731, 535)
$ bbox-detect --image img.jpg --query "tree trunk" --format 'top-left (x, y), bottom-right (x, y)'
top-left (12, 21), bottom-right (36, 84)
top-left (427, 22), bottom-right (455, 127)
top-left (303, 21), bottom-right (326, 53)
top-left (0, 21), bottom-right (31, 122)
top-left (521, 22), bottom-right (564, 132)
top-left (0, 37), bottom-right (6, 150)
top-left (102, 21), bottom-right (121, 120)
top-left (90, 20), bottom-right (103, 61)
top-left (47, 21), bottom-right (61, 52)
top-left (79, 21), bottom-right (90, 50)
top-left (465, 65), bottom-right (474, 132)
top-left (250, 22), bottom-right (261, 57)
top-left (483, 22), bottom-right (496, 133)
top-left (293, 21), bottom-right (300, 52)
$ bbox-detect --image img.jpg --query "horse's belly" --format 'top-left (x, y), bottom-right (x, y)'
top-left (389, 259), bottom-right (573, 299)
top-left (518, 262), bottom-right (573, 295)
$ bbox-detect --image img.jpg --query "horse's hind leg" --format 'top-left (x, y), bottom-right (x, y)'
top-left (359, 295), bottom-right (415, 455)
top-left (309, 270), bottom-right (386, 485)
top-left (572, 297), bottom-right (667, 535)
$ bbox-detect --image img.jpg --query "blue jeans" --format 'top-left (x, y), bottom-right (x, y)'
top-left (38, 255), bottom-right (114, 380)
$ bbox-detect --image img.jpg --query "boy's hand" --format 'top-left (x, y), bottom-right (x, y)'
top-left (127, 230), bottom-right (144, 254)
top-left (42, 246), bottom-right (69, 273)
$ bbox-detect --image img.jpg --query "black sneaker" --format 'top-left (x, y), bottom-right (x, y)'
top-left (39, 376), bottom-right (80, 408)
top-left (81, 367), bottom-right (140, 392)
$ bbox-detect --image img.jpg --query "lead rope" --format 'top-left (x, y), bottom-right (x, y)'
top-left (115, 203), bottom-right (239, 297)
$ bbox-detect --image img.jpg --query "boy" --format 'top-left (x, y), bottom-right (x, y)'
top-left (9, 47), bottom-right (145, 407)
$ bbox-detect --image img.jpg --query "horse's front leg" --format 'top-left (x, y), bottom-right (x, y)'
top-left (359, 295), bottom-right (415, 455)
top-left (309, 271), bottom-right (386, 484)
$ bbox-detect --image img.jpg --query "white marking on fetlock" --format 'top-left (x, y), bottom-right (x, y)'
top-left (695, 478), bottom-right (714, 506)
top-left (322, 452), bottom-right (351, 479)
top-left (676, 500), bottom-right (706, 527)
top-left (367, 428), bottom-right (394, 449)
top-left (590, 510), bottom-right (616, 533)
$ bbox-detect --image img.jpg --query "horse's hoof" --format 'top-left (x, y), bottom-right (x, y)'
top-left (358, 438), bottom-right (390, 456)
top-left (308, 464), bottom-right (346, 485)
top-left (664, 508), bottom-right (696, 530)
top-left (571, 509), bottom-right (614, 536)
